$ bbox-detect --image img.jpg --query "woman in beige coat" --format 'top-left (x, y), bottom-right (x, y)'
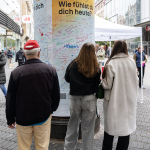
top-left (102, 40), bottom-right (138, 150)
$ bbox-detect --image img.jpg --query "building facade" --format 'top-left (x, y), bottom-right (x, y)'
top-left (0, 0), bottom-right (34, 52)
top-left (21, 0), bottom-right (34, 47)
top-left (95, 0), bottom-right (105, 18)
top-left (135, 0), bottom-right (150, 55)
top-left (0, 0), bottom-right (22, 52)
top-left (95, 0), bottom-right (150, 55)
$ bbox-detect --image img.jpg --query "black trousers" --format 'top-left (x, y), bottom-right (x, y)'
top-left (18, 62), bottom-right (24, 66)
top-left (102, 132), bottom-right (130, 150)
top-left (137, 67), bottom-right (145, 87)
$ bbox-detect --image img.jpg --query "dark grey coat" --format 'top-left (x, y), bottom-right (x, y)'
top-left (0, 51), bottom-right (6, 84)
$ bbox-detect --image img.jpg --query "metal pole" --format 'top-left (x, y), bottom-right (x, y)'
top-left (109, 41), bottom-right (111, 56)
top-left (110, 36), bottom-right (111, 55)
top-left (140, 36), bottom-right (143, 103)
top-left (6, 36), bottom-right (7, 51)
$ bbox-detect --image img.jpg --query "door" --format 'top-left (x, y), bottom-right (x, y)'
top-left (143, 44), bottom-right (149, 56)
top-left (148, 44), bottom-right (150, 56)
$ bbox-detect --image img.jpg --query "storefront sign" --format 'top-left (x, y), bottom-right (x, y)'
top-left (146, 26), bottom-right (150, 31)
top-left (22, 15), bottom-right (32, 23)
top-left (14, 16), bottom-right (21, 22)
top-left (6, 30), bottom-right (13, 36)
top-left (0, 10), bottom-right (21, 35)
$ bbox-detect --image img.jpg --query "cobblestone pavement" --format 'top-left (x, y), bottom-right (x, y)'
top-left (0, 56), bottom-right (150, 150)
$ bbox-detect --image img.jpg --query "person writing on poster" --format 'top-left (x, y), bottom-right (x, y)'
top-left (64, 42), bottom-right (101, 150)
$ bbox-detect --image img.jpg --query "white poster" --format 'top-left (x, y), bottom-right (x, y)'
top-left (34, 0), bottom-right (94, 94)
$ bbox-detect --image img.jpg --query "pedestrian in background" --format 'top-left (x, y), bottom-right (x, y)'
top-left (106, 47), bottom-right (110, 58)
top-left (102, 40), bottom-right (138, 150)
top-left (7, 48), bottom-right (13, 68)
top-left (6, 40), bottom-right (60, 150)
top-left (133, 46), bottom-right (146, 89)
top-left (0, 49), bottom-right (7, 98)
top-left (134, 48), bottom-right (138, 53)
top-left (96, 45), bottom-right (105, 67)
top-left (96, 45), bottom-right (105, 61)
top-left (16, 48), bottom-right (26, 66)
top-left (64, 43), bottom-right (101, 150)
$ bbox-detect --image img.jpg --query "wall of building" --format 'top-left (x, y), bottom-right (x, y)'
top-left (0, 0), bottom-right (22, 51)
top-left (95, 0), bottom-right (150, 55)
top-left (99, 0), bottom-right (150, 27)
top-left (141, 0), bottom-right (150, 23)
top-left (103, 0), bottom-right (140, 26)
top-left (95, 0), bottom-right (104, 18)
top-left (21, 0), bottom-right (34, 47)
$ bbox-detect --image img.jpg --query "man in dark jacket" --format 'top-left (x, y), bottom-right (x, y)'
top-left (15, 48), bottom-right (26, 66)
top-left (6, 40), bottom-right (60, 150)
top-left (7, 48), bottom-right (13, 68)
top-left (0, 50), bottom-right (7, 97)
top-left (133, 46), bottom-right (146, 88)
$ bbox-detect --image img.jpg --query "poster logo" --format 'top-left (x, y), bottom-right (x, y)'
top-left (34, 3), bottom-right (44, 10)
top-left (22, 15), bottom-right (32, 23)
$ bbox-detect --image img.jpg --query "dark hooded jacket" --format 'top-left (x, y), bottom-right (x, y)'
top-left (0, 51), bottom-right (6, 84)
top-left (16, 49), bottom-right (26, 63)
top-left (7, 50), bottom-right (13, 59)
top-left (6, 59), bottom-right (60, 126)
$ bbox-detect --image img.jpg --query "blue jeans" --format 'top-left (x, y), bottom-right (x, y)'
top-left (0, 84), bottom-right (7, 96)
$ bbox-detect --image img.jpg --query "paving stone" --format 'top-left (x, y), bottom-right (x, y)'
top-left (0, 140), bottom-right (6, 145)
top-left (131, 141), bottom-right (138, 147)
top-left (0, 141), bottom-right (11, 148)
top-left (137, 142), bottom-right (144, 149)
top-left (12, 147), bottom-right (18, 150)
top-left (6, 143), bottom-right (18, 150)
top-left (137, 136), bottom-right (143, 142)
top-left (135, 131), bottom-right (142, 136)
top-left (143, 143), bottom-right (150, 150)
top-left (131, 135), bottom-right (137, 141)
top-left (2, 141), bottom-right (15, 149)
top-left (142, 137), bottom-right (149, 143)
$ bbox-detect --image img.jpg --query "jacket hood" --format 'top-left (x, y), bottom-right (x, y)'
top-left (19, 50), bottom-right (24, 53)
top-left (111, 53), bottom-right (129, 59)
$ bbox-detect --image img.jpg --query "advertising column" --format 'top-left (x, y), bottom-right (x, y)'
top-left (52, 0), bottom-right (95, 93)
top-left (34, 0), bottom-right (94, 94)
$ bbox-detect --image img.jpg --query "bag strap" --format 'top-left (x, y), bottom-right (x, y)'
top-left (96, 107), bottom-right (99, 118)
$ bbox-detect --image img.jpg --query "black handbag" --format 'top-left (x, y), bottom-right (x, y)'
top-left (94, 108), bottom-right (100, 134)
top-left (97, 84), bottom-right (104, 99)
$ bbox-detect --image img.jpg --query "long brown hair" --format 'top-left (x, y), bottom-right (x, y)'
top-left (75, 42), bottom-right (99, 78)
top-left (102, 40), bottom-right (128, 79)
